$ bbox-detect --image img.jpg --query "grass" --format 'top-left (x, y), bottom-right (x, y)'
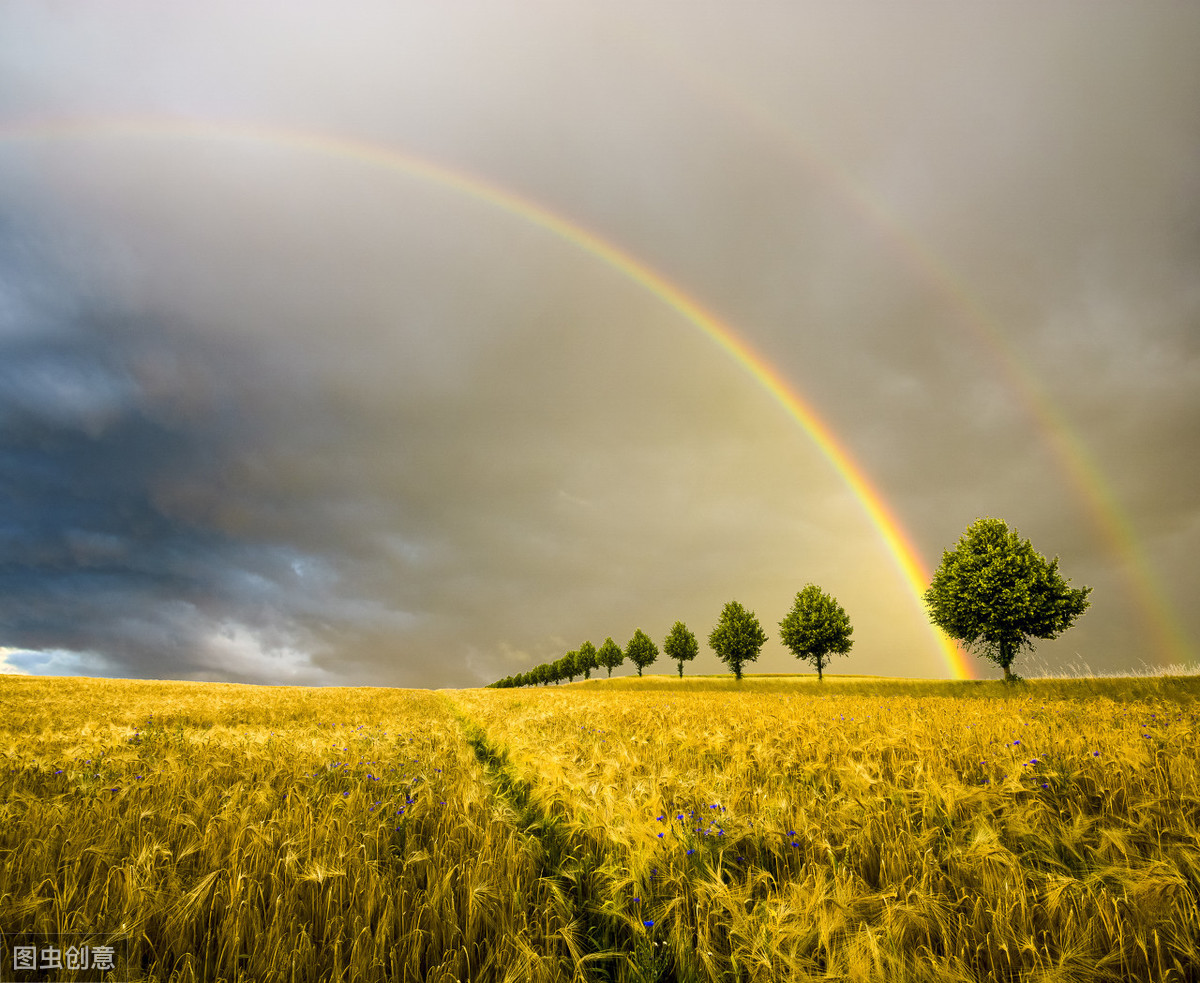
top-left (2, 673), bottom-right (1198, 981)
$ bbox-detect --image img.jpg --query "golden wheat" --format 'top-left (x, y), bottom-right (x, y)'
top-left (1, 678), bottom-right (578, 982)
top-left (451, 676), bottom-right (1200, 982)
top-left (3, 674), bottom-right (1198, 982)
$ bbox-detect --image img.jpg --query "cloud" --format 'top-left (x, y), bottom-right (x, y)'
top-left (1, 2), bottom-right (1197, 684)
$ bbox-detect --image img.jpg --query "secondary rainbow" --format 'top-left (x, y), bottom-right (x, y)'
top-left (0, 115), bottom-right (974, 678)
top-left (616, 39), bottom-right (1194, 666)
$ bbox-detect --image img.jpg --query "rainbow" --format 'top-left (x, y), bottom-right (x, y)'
top-left (616, 40), bottom-right (1194, 667)
top-left (0, 115), bottom-right (974, 678)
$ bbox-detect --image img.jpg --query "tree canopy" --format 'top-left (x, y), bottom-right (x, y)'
top-left (577, 641), bottom-right (598, 680)
top-left (596, 637), bottom-right (623, 677)
top-left (663, 621), bottom-right (699, 678)
top-left (778, 584), bottom-right (853, 681)
top-left (626, 628), bottom-right (658, 676)
top-left (924, 517), bottom-right (1092, 682)
top-left (708, 600), bottom-right (767, 681)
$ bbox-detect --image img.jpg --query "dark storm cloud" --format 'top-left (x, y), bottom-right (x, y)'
top-left (2, 2), bottom-right (1198, 683)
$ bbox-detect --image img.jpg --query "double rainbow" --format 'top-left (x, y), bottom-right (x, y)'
top-left (16, 114), bottom-right (1119, 680)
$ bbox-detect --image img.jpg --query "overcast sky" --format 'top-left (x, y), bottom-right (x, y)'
top-left (1, 3), bottom-right (1197, 687)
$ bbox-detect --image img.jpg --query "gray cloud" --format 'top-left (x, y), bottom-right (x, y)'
top-left (1, 2), bottom-right (1198, 684)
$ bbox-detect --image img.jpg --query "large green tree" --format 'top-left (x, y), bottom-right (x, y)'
top-left (779, 584), bottom-right (854, 682)
top-left (708, 600), bottom-right (767, 681)
top-left (663, 621), bottom-right (699, 678)
top-left (925, 517), bottom-right (1092, 682)
top-left (626, 628), bottom-right (658, 676)
top-left (577, 641), bottom-right (598, 680)
top-left (597, 637), bottom-right (623, 677)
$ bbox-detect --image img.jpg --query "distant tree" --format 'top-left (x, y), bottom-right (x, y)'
top-left (534, 663), bottom-right (552, 687)
top-left (925, 517), bottom-right (1092, 683)
top-left (577, 641), bottom-right (598, 680)
top-left (663, 621), bottom-right (699, 678)
top-left (779, 585), bottom-right (854, 682)
top-left (564, 650), bottom-right (580, 683)
top-left (626, 628), bottom-right (659, 676)
top-left (709, 600), bottom-right (767, 682)
top-left (597, 637), bottom-right (624, 677)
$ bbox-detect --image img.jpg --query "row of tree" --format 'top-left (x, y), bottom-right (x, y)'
top-left (489, 518), bottom-right (1093, 687)
top-left (488, 584), bottom-right (856, 688)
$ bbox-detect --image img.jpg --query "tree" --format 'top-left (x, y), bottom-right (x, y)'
top-left (562, 651), bottom-right (579, 683)
top-left (663, 621), bottom-right (699, 678)
top-left (597, 637), bottom-right (623, 677)
top-left (779, 585), bottom-right (853, 682)
top-left (625, 628), bottom-right (658, 676)
top-left (577, 641), bottom-right (598, 680)
top-left (924, 517), bottom-right (1092, 683)
top-left (709, 600), bottom-right (767, 681)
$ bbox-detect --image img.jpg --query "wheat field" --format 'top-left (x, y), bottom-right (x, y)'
top-left (2, 673), bottom-right (1198, 982)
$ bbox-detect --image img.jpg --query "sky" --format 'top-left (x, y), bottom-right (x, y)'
top-left (1, 2), bottom-right (1197, 688)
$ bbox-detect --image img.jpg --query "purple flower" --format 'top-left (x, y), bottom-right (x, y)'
top-left (643, 920), bottom-right (654, 928)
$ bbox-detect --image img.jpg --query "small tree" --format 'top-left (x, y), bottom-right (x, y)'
top-left (779, 584), bottom-right (853, 682)
top-left (626, 628), bottom-right (659, 676)
top-left (567, 651), bottom-right (583, 683)
top-left (597, 637), bottom-right (623, 677)
top-left (709, 600), bottom-right (767, 682)
top-left (577, 641), bottom-right (598, 680)
top-left (663, 621), bottom-right (699, 678)
top-left (925, 517), bottom-right (1092, 683)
